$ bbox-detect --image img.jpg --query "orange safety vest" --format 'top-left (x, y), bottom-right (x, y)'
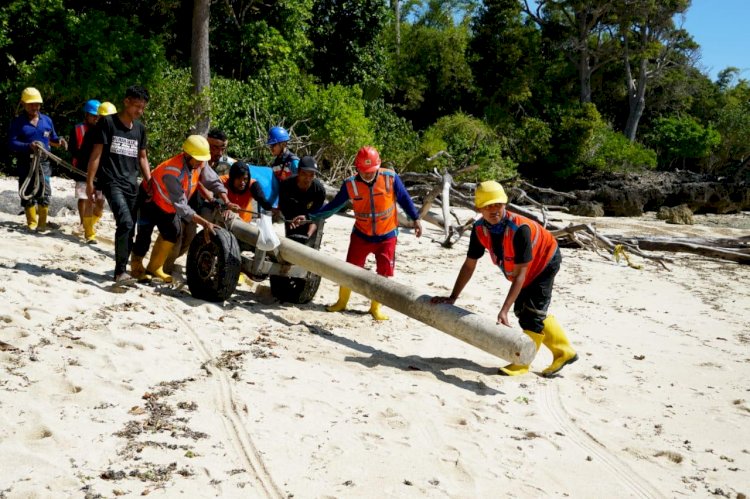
top-left (72, 123), bottom-right (88, 167)
top-left (150, 153), bottom-right (203, 214)
top-left (220, 174), bottom-right (256, 222)
top-left (344, 169), bottom-right (398, 237)
top-left (475, 211), bottom-right (558, 287)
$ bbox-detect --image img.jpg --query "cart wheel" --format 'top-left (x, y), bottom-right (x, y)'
top-left (269, 230), bottom-right (323, 304)
top-left (186, 227), bottom-right (241, 302)
top-left (270, 273), bottom-right (321, 304)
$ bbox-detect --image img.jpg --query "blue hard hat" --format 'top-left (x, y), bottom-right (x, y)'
top-left (83, 99), bottom-right (101, 115)
top-left (266, 126), bottom-right (290, 145)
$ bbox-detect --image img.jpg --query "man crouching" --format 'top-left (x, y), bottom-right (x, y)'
top-left (131, 135), bottom-right (239, 283)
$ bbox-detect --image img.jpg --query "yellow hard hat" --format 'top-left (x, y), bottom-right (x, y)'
top-left (21, 87), bottom-right (43, 104)
top-left (97, 101), bottom-right (117, 116)
top-left (475, 180), bottom-right (508, 208)
top-left (182, 135), bottom-right (211, 161)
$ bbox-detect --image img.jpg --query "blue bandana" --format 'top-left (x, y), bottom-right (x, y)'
top-left (483, 218), bottom-right (507, 235)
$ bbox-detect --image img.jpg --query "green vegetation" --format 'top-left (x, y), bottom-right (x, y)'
top-left (2, 0), bottom-right (747, 182)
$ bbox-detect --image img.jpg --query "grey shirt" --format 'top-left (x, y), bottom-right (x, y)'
top-left (163, 156), bottom-right (227, 221)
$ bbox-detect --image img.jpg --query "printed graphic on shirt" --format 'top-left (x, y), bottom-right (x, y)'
top-left (111, 136), bottom-right (139, 158)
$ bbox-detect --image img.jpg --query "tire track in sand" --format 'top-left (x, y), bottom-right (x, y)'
top-left (164, 302), bottom-right (284, 498)
top-left (539, 382), bottom-right (663, 499)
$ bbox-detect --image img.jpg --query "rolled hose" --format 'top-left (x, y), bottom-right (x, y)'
top-left (18, 142), bottom-right (46, 201)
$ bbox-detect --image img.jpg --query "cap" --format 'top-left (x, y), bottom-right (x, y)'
top-left (298, 156), bottom-right (318, 173)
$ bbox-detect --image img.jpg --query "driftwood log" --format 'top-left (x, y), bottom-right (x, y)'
top-left (614, 237), bottom-right (750, 264)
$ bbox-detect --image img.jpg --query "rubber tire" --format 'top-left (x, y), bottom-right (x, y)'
top-left (186, 227), bottom-right (241, 302)
top-left (269, 231), bottom-right (322, 304)
top-left (270, 273), bottom-right (321, 304)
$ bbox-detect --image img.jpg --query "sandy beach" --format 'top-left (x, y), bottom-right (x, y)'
top-left (0, 175), bottom-right (748, 498)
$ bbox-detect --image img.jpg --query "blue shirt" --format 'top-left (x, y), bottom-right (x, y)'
top-left (8, 112), bottom-right (59, 153)
top-left (310, 170), bottom-right (420, 242)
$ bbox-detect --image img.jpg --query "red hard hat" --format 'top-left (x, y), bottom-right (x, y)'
top-left (354, 146), bottom-right (381, 173)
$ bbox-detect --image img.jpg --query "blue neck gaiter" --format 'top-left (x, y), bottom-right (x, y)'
top-left (483, 218), bottom-right (507, 235)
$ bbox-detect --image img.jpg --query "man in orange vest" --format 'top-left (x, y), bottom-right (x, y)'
top-left (130, 135), bottom-right (239, 283)
top-left (306, 146), bottom-right (422, 320)
top-left (432, 181), bottom-right (577, 377)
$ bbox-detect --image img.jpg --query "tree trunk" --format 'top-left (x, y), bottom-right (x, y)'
top-left (392, 0), bottom-right (401, 56)
top-left (622, 26), bottom-right (649, 142)
top-left (576, 11), bottom-right (592, 103)
top-left (624, 57), bottom-right (648, 141)
top-left (191, 0), bottom-right (211, 135)
top-left (579, 51), bottom-right (592, 103)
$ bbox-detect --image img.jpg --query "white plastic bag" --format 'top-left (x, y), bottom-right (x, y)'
top-left (256, 212), bottom-right (280, 251)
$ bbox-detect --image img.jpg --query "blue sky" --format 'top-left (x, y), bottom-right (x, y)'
top-left (680, 0), bottom-right (748, 81)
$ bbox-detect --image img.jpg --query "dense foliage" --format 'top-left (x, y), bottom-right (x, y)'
top-left (2, 0), bottom-right (747, 183)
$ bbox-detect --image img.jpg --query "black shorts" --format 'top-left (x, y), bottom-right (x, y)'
top-left (514, 248), bottom-right (561, 332)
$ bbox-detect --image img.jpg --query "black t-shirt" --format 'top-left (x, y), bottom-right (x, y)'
top-left (93, 114), bottom-right (147, 194)
top-left (279, 176), bottom-right (326, 236)
top-left (279, 176), bottom-right (326, 219)
top-left (467, 222), bottom-right (532, 264)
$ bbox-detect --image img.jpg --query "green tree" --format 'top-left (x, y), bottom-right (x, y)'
top-left (646, 115), bottom-right (720, 170)
top-left (309, 0), bottom-right (389, 97)
top-left (210, 0), bottom-right (312, 81)
top-left (469, 0), bottom-right (542, 125)
top-left (414, 112), bottom-right (517, 181)
top-left (615, 0), bottom-right (695, 141)
top-left (0, 2), bottom-right (163, 136)
top-left (388, 2), bottom-right (476, 129)
top-left (210, 72), bottom-right (377, 173)
top-left (522, 0), bottom-right (618, 104)
top-left (143, 66), bottom-right (203, 164)
top-left (712, 75), bottom-right (750, 170)
top-left (366, 99), bottom-right (420, 169)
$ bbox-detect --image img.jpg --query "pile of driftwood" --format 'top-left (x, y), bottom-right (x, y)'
top-left (396, 168), bottom-right (750, 267)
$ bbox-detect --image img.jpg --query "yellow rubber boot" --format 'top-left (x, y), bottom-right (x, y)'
top-left (369, 301), bottom-right (389, 321)
top-left (24, 206), bottom-right (38, 230)
top-left (541, 316), bottom-right (578, 377)
top-left (130, 254), bottom-right (151, 283)
top-left (499, 330), bottom-right (543, 376)
top-left (83, 216), bottom-right (97, 243)
top-left (326, 287), bottom-right (351, 312)
top-left (37, 205), bottom-right (49, 231)
top-left (92, 213), bottom-right (102, 235)
top-left (146, 236), bottom-right (175, 283)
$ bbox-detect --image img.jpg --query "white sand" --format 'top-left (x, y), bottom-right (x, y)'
top-left (0, 176), bottom-right (748, 498)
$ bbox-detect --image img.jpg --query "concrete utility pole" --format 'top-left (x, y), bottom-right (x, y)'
top-left (228, 218), bottom-right (537, 365)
